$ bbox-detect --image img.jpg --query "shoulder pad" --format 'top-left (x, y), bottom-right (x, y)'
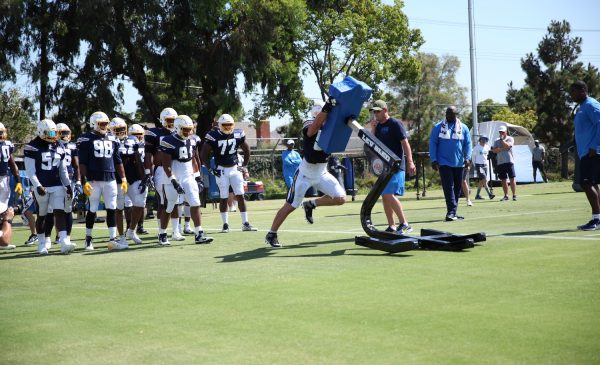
top-left (205, 133), bottom-right (216, 142)
top-left (160, 139), bottom-right (175, 149)
top-left (24, 144), bottom-right (38, 152)
top-left (234, 130), bottom-right (245, 138)
top-left (77, 137), bottom-right (90, 143)
top-left (6, 140), bottom-right (13, 147)
top-left (145, 130), bottom-right (157, 137)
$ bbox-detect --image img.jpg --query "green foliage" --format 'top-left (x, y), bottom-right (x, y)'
top-left (491, 107), bottom-right (538, 131)
top-left (0, 88), bottom-right (36, 143)
top-left (387, 53), bottom-right (467, 153)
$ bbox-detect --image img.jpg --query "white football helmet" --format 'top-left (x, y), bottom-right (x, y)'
top-left (0, 122), bottom-right (6, 141)
top-left (160, 107), bottom-right (177, 131)
top-left (56, 123), bottom-right (71, 142)
top-left (174, 115), bottom-right (194, 140)
top-left (37, 119), bottom-right (58, 143)
top-left (310, 100), bottom-right (324, 119)
top-left (89, 111), bottom-right (110, 135)
top-left (109, 117), bottom-right (128, 140)
top-left (128, 123), bottom-right (145, 142)
top-left (218, 114), bottom-right (235, 135)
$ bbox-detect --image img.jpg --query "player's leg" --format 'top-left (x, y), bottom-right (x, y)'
top-left (170, 194), bottom-right (184, 241)
top-left (302, 172), bottom-right (346, 224)
top-left (113, 181), bottom-right (127, 247)
top-left (181, 177), bottom-right (212, 244)
top-left (216, 167), bottom-right (232, 232)
top-left (85, 180), bottom-right (104, 250)
top-left (125, 181), bottom-right (146, 244)
top-left (230, 168), bottom-right (255, 231)
top-left (33, 191), bottom-right (50, 254)
top-left (48, 187), bottom-right (75, 253)
top-left (101, 180), bottom-right (120, 246)
top-left (159, 184), bottom-right (178, 245)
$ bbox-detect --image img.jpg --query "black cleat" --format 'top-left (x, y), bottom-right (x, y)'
top-left (302, 201), bottom-right (315, 224)
top-left (265, 232), bottom-right (282, 248)
top-left (195, 231), bottom-right (214, 244)
top-left (577, 219), bottom-right (600, 231)
top-left (136, 227), bottom-right (149, 235)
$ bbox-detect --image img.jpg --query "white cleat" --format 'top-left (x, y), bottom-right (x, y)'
top-left (126, 230), bottom-right (143, 244)
top-left (158, 233), bottom-right (170, 246)
top-left (59, 238), bottom-right (76, 254)
top-left (171, 232), bottom-right (185, 241)
top-left (108, 236), bottom-right (129, 251)
top-left (0, 244), bottom-right (16, 250)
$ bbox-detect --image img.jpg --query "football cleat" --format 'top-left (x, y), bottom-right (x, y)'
top-left (0, 244), bottom-right (16, 250)
top-left (577, 219), bottom-right (600, 231)
top-left (302, 201), bottom-right (315, 224)
top-left (221, 223), bottom-right (230, 233)
top-left (242, 222), bottom-right (257, 232)
top-left (195, 231), bottom-right (214, 244)
top-left (24, 234), bottom-right (37, 246)
top-left (84, 236), bottom-right (94, 251)
top-left (183, 227), bottom-right (194, 235)
top-left (397, 223), bottom-right (413, 234)
top-left (265, 232), bottom-right (282, 248)
top-left (126, 230), bottom-right (143, 244)
top-left (59, 238), bottom-right (76, 254)
top-left (158, 233), bottom-right (170, 246)
top-left (136, 226), bottom-right (149, 235)
top-left (171, 232), bottom-right (185, 241)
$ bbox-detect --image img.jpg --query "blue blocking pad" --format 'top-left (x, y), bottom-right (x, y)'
top-left (317, 76), bottom-right (372, 154)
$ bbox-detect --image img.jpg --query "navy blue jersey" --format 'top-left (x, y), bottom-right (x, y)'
top-left (145, 127), bottom-right (173, 165)
top-left (121, 136), bottom-right (145, 183)
top-left (204, 129), bottom-right (245, 167)
top-left (159, 134), bottom-right (197, 163)
top-left (77, 132), bottom-right (122, 182)
top-left (0, 140), bottom-right (15, 176)
top-left (23, 137), bottom-right (66, 187)
top-left (302, 121), bottom-right (330, 164)
top-left (59, 141), bottom-right (78, 179)
top-left (375, 117), bottom-right (407, 170)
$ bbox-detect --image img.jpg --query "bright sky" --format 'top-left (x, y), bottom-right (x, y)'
top-left (8, 0), bottom-right (600, 130)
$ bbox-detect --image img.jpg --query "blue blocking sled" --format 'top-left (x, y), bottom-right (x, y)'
top-left (317, 76), bottom-right (373, 154)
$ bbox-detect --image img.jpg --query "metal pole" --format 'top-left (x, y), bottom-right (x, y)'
top-left (468, 0), bottom-right (479, 137)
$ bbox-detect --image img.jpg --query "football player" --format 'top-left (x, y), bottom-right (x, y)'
top-left (122, 123), bottom-right (147, 244)
top-left (264, 99), bottom-right (346, 247)
top-left (43, 123), bottom-right (82, 245)
top-left (200, 114), bottom-right (257, 233)
top-left (158, 115), bottom-right (212, 244)
top-left (78, 111), bottom-right (128, 251)
top-left (0, 123), bottom-right (23, 250)
top-left (181, 120), bottom-right (203, 235)
top-left (108, 117), bottom-right (131, 247)
top-left (24, 119), bottom-right (76, 254)
top-left (144, 107), bottom-right (184, 244)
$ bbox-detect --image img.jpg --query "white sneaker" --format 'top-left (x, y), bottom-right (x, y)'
top-left (467, 200), bottom-right (473, 207)
top-left (108, 236), bottom-right (129, 250)
top-left (0, 244), bottom-right (16, 250)
top-left (59, 238), bottom-right (76, 254)
top-left (38, 241), bottom-right (48, 255)
top-left (126, 230), bottom-right (143, 244)
top-left (84, 236), bottom-right (94, 251)
top-left (45, 237), bottom-right (52, 250)
top-left (171, 232), bottom-right (185, 241)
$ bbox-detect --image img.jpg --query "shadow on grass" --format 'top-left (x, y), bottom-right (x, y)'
top-left (216, 237), bottom-right (413, 263)
top-left (501, 229), bottom-right (575, 236)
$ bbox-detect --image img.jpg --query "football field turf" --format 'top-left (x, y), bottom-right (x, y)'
top-left (1, 181), bottom-right (599, 364)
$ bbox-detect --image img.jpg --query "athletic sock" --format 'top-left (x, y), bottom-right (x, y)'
top-left (194, 226), bottom-right (202, 235)
top-left (58, 231), bottom-right (67, 240)
top-left (86, 228), bottom-right (93, 236)
top-left (308, 199), bottom-right (317, 208)
top-left (221, 212), bottom-right (229, 224)
top-left (159, 228), bottom-right (166, 234)
top-left (108, 227), bottom-right (117, 239)
top-left (240, 212), bottom-right (248, 224)
top-left (171, 218), bottom-right (180, 234)
top-left (593, 214), bottom-right (600, 220)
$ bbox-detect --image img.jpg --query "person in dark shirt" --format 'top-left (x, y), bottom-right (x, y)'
top-left (264, 98), bottom-right (345, 247)
top-left (201, 113), bottom-right (257, 233)
top-left (122, 123), bottom-right (147, 243)
top-left (24, 119), bottom-right (75, 255)
top-left (77, 111), bottom-right (128, 251)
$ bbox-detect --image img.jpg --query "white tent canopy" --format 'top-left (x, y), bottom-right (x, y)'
top-left (473, 121), bottom-right (536, 183)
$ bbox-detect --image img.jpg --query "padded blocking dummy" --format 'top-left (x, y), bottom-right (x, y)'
top-left (317, 76), bottom-right (372, 154)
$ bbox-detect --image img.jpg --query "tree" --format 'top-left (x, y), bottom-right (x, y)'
top-left (387, 53), bottom-right (467, 153)
top-left (513, 20), bottom-right (600, 177)
top-left (0, 88), bottom-right (36, 144)
top-left (491, 107), bottom-right (537, 132)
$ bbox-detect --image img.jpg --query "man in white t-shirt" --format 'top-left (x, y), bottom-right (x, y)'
top-left (532, 140), bottom-right (548, 183)
top-left (472, 136), bottom-right (495, 200)
top-left (491, 126), bottom-right (517, 201)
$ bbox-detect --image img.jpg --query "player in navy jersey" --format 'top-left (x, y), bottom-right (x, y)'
top-left (0, 123), bottom-right (23, 250)
top-left (201, 113), bottom-right (257, 233)
top-left (24, 119), bottom-right (76, 255)
top-left (0, 123), bottom-right (23, 215)
top-left (180, 122), bottom-right (203, 235)
top-left (78, 111), bottom-right (128, 251)
top-left (43, 123), bottom-right (82, 246)
top-left (108, 117), bottom-right (132, 248)
top-left (144, 107), bottom-right (183, 244)
top-left (265, 99), bottom-right (346, 247)
top-left (121, 123), bottom-right (147, 244)
top-left (158, 115), bottom-right (212, 244)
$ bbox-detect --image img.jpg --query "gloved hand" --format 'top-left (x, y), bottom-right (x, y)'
top-left (74, 181), bottom-right (83, 196)
top-left (36, 185), bottom-right (47, 196)
top-left (140, 173), bottom-right (153, 193)
top-left (14, 182), bottom-right (23, 195)
top-left (431, 161), bottom-right (439, 171)
top-left (83, 182), bottom-right (93, 196)
top-left (195, 176), bottom-right (204, 193)
top-left (121, 180), bottom-right (128, 194)
top-left (65, 184), bottom-right (73, 199)
top-left (210, 168), bottom-right (222, 178)
top-left (322, 96), bottom-right (337, 113)
top-left (171, 178), bottom-right (185, 194)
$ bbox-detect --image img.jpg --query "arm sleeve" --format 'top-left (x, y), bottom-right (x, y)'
top-left (112, 141), bottom-right (123, 165)
top-left (585, 104), bottom-right (600, 146)
top-left (429, 125), bottom-right (439, 163)
top-left (24, 157), bottom-right (42, 188)
top-left (59, 158), bottom-right (71, 186)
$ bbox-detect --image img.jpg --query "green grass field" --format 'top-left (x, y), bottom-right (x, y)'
top-left (1, 181), bottom-right (599, 364)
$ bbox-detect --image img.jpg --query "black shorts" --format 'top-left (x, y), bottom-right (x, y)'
top-left (497, 163), bottom-right (515, 179)
top-left (578, 155), bottom-right (600, 185)
top-left (475, 164), bottom-right (488, 179)
top-left (532, 160), bottom-right (545, 170)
